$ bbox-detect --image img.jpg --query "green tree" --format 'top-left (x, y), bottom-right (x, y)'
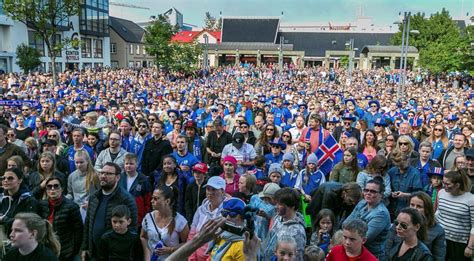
top-left (391, 9), bottom-right (467, 74)
top-left (144, 15), bottom-right (202, 73)
top-left (204, 12), bottom-right (221, 30)
top-left (461, 25), bottom-right (474, 75)
top-left (3, 0), bottom-right (80, 83)
top-left (144, 14), bottom-right (178, 70)
top-left (16, 44), bottom-right (42, 73)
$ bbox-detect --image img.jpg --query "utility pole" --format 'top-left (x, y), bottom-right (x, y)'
top-left (347, 38), bottom-right (354, 84)
top-left (203, 34), bottom-right (209, 69)
top-left (397, 12), bottom-right (410, 100)
top-left (279, 36), bottom-right (284, 74)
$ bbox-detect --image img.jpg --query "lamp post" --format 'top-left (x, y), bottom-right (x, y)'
top-left (345, 39), bottom-right (357, 84)
top-left (203, 34), bottom-right (209, 69)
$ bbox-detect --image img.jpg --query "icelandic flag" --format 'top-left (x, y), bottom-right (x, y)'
top-left (314, 134), bottom-right (343, 176)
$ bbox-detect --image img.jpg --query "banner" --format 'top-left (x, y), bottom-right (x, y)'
top-left (0, 100), bottom-right (41, 108)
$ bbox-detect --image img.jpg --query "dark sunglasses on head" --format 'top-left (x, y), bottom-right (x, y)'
top-left (393, 220), bottom-right (408, 230)
top-left (221, 210), bottom-right (239, 218)
top-left (46, 184), bottom-right (61, 190)
top-left (0, 176), bottom-right (15, 181)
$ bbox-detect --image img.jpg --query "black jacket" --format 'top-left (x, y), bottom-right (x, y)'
top-left (140, 136), bottom-right (173, 177)
top-left (387, 241), bottom-right (432, 261)
top-left (0, 185), bottom-right (46, 234)
top-left (81, 186), bottom-right (138, 254)
top-left (44, 196), bottom-right (83, 260)
top-left (184, 180), bottom-right (207, 223)
top-left (437, 146), bottom-right (468, 169)
top-left (28, 171), bottom-right (67, 200)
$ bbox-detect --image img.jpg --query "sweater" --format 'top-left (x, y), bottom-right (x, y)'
top-left (4, 243), bottom-right (58, 261)
top-left (0, 142), bottom-right (32, 174)
top-left (97, 230), bottom-right (141, 261)
top-left (436, 189), bottom-right (474, 244)
top-left (94, 147), bottom-right (127, 171)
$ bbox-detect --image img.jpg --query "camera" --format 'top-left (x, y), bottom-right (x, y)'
top-left (221, 206), bottom-right (258, 239)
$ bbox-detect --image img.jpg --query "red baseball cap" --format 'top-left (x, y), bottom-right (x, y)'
top-left (192, 162), bottom-right (208, 174)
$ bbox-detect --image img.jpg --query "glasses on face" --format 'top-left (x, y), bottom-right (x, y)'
top-left (221, 210), bottom-right (239, 218)
top-left (309, 107), bottom-right (315, 110)
top-left (271, 145), bottom-right (281, 149)
top-left (22, 109), bottom-right (29, 111)
top-left (138, 125), bottom-right (147, 128)
top-left (240, 125), bottom-right (248, 129)
top-left (394, 220), bottom-right (409, 230)
top-left (434, 128), bottom-right (443, 132)
top-left (344, 122), bottom-right (351, 125)
top-left (7, 134), bottom-right (15, 137)
top-left (148, 118), bottom-right (156, 121)
top-left (399, 142), bottom-right (409, 146)
top-left (0, 176), bottom-right (15, 182)
top-left (371, 105), bottom-right (377, 108)
top-left (282, 134), bottom-right (290, 138)
top-left (48, 135), bottom-right (58, 138)
top-left (386, 138), bottom-right (394, 142)
top-left (266, 128), bottom-right (275, 131)
top-left (363, 188), bottom-right (380, 194)
top-left (46, 184), bottom-right (61, 190)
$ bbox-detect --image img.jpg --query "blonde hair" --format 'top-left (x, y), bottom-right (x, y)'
top-left (37, 151), bottom-right (56, 178)
top-left (74, 149), bottom-right (98, 192)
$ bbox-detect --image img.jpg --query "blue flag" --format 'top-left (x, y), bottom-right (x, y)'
top-left (314, 134), bottom-right (343, 176)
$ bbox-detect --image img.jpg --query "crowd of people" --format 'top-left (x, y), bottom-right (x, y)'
top-left (0, 64), bottom-right (472, 260)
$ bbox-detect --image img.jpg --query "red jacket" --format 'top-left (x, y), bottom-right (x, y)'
top-left (119, 173), bottom-right (152, 226)
top-left (326, 245), bottom-right (377, 261)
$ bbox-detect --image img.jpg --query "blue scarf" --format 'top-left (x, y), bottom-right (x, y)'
top-left (193, 135), bottom-right (202, 161)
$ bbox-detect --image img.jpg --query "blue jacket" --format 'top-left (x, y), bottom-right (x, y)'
top-left (388, 166), bottom-right (422, 213)
top-left (345, 200), bottom-right (391, 261)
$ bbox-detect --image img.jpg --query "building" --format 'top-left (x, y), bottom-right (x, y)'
top-left (109, 16), bottom-right (154, 68)
top-left (0, 0), bottom-right (111, 73)
top-left (137, 7), bottom-right (197, 31)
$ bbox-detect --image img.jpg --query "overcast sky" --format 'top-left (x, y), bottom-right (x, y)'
top-left (109, 0), bottom-right (471, 26)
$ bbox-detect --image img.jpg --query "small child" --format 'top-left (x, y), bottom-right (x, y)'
top-left (424, 167), bottom-right (444, 210)
top-left (297, 153), bottom-right (326, 200)
top-left (310, 208), bottom-right (335, 254)
top-left (268, 163), bottom-right (284, 186)
top-left (97, 205), bottom-right (141, 261)
top-left (304, 245), bottom-right (326, 261)
top-left (272, 234), bottom-right (297, 261)
top-left (254, 155), bottom-right (267, 180)
top-left (281, 152), bottom-right (300, 188)
top-left (329, 230), bottom-right (344, 251)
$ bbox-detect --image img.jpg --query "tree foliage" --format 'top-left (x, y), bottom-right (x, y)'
top-left (204, 12), bottom-right (221, 30)
top-left (3, 0), bottom-right (80, 82)
top-left (144, 14), bottom-right (202, 73)
top-left (16, 44), bottom-right (42, 73)
top-left (391, 9), bottom-right (469, 74)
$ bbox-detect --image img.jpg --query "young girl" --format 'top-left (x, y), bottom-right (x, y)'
top-left (281, 153), bottom-right (300, 188)
top-left (424, 167), bottom-right (444, 210)
top-left (329, 147), bottom-right (359, 184)
top-left (296, 153), bottom-right (325, 200)
top-left (309, 208), bottom-right (335, 254)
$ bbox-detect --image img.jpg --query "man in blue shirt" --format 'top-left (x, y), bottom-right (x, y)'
top-left (171, 134), bottom-right (198, 183)
top-left (265, 139), bottom-right (286, 169)
top-left (65, 127), bottom-right (95, 173)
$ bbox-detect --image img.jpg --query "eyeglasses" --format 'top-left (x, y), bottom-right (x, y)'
top-left (48, 135), bottom-right (58, 138)
top-left (282, 135), bottom-right (290, 138)
top-left (266, 128), bottom-right (275, 131)
top-left (399, 142), bottom-right (409, 146)
top-left (363, 188), bottom-right (380, 194)
top-left (309, 107), bottom-right (315, 110)
top-left (271, 145), bottom-right (282, 149)
top-left (148, 118), bottom-right (156, 121)
top-left (99, 171), bottom-right (116, 176)
top-left (22, 109), bottom-right (29, 111)
top-left (344, 122), bottom-right (352, 125)
top-left (240, 126), bottom-right (248, 129)
top-left (386, 138), bottom-right (394, 142)
top-left (434, 128), bottom-right (443, 132)
top-left (0, 176), bottom-right (15, 181)
top-left (221, 210), bottom-right (240, 218)
top-left (46, 184), bottom-right (61, 190)
top-left (393, 220), bottom-right (409, 230)
top-left (370, 105), bottom-right (378, 108)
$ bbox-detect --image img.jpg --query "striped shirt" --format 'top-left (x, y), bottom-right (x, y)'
top-left (435, 189), bottom-right (474, 243)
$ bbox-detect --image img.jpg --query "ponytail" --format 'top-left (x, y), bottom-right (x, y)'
top-left (44, 220), bottom-right (61, 257)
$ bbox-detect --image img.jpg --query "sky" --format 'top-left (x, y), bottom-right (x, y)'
top-left (109, 0), bottom-right (472, 27)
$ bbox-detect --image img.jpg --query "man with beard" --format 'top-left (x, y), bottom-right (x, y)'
top-left (130, 118), bottom-right (152, 171)
top-left (81, 162), bottom-right (137, 260)
top-left (289, 115), bottom-right (306, 144)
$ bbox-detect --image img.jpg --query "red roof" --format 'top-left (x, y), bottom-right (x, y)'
top-left (171, 30), bottom-right (221, 43)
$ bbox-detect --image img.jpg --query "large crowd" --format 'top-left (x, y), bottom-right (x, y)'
top-left (0, 64), bottom-right (473, 261)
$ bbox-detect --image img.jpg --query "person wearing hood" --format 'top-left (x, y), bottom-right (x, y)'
top-left (208, 197), bottom-right (247, 260)
top-left (188, 176), bottom-right (226, 261)
top-left (0, 168), bottom-right (46, 235)
top-left (261, 187), bottom-right (306, 261)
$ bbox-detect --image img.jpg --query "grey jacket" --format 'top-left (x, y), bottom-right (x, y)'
top-left (94, 147), bottom-right (127, 171)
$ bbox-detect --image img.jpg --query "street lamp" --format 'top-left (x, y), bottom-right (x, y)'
top-left (345, 39), bottom-right (355, 84)
top-left (395, 12), bottom-right (412, 100)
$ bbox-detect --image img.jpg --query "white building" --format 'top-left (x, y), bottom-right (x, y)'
top-left (0, 1), bottom-right (111, 73)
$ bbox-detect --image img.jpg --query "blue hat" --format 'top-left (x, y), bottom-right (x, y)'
top-left (427, 167), bottom-right (444, 177)
top-left (167, 109), bottom-right (180, 117)
top-left (222, 197), bottom-right (246, 215)
top-left (445, 114), bottom-right (459, 122)
top-left (341, 113), bottom-right (356, 121)
top-left (327, 98), bottom-right (335, 104)
top-left (374, 118), bottom-right (387, 127)
top-left (326, 116), bottom-right (339, 124)
top-left (306, 153), bottom-right (318, 165)
top-left (44, 120), bottom-right (61, 129)
top-left (180, 109), bottom-right (192, 115)
top-left (368, 100), bottom-right (380, 109)
top-left (269, 139), bottom-right (287, 150)
top-left (365, 95), bottom-right (374, 100)
top-left (298, 102), bottom-right (308, 109)
top-left (344, 99), bottom-right (356, 106)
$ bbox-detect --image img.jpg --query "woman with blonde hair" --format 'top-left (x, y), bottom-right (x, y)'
top-left (4, 213), bottom-right (60, 260)
top-left (28, 151), bottom-right (67, 200)
top-left (393, 135), bottom-right (419, 162)
top-left (66, 149), bottom-right (99, 220)
top-left (46, 129), bottom-right (67, 155)
top-left (427, 123), bottom-right (449, 160)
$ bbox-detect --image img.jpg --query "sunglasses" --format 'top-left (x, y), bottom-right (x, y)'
top-left (386, 138), bottom-right (394, 141)
top-left (363, 188), bottom-right (380, 194)
top-left (148, 118), bottom-right (156, 121)
top-left (0, 176), bottom-right (15, 181)
top-left (266, 128), bottom-right (275, 131)
top-left (221, 210), bottom-right (239, 218)
top-left (282, 135), bottom-right (290, 138)
top-left (434, 128), bottom-right (443, 131)
top-left (399, 142), bottom-right (409, 146)
top-left (46, 184), bottom-right (61, 190)
top-left (48, 135), bottom-right (58, 138)
top-left (394, 220), bottom-right (409, 230)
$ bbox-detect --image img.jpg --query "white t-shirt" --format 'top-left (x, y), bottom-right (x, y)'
top-left (126, 175), bottom-right (138, 192)
top-left (142, 211), bottom-right (187, 260)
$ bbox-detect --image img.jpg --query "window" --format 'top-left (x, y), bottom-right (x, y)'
top-left (143, 47), bottom-right (146, 55)
top-left (94, 39), bottom-right (103, 58)
top-left (128, 61), bottom-right (134, 68)
top-left (110, 43), bottom-right (116, 54)
top-left (83, 63), bottom-right (92, 69)
top-left (47, 62), bottom-right (62, 73)
top-left (80, 0), bottom-right (109, 35)
top-left (81, 38), bottom-right (92, 58)
top-left (28, 31), bottom-right (45, 56)
top-left (111, 61), bottom-right (119, 68)
top-left (136, 45), bottom-right (140, 55)
top-left (129, 44), bottom-right (134, 55)
top-left (94, 62), bottom-right (103, 68)
top-left (0, 1), bottom-right (4, 15)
